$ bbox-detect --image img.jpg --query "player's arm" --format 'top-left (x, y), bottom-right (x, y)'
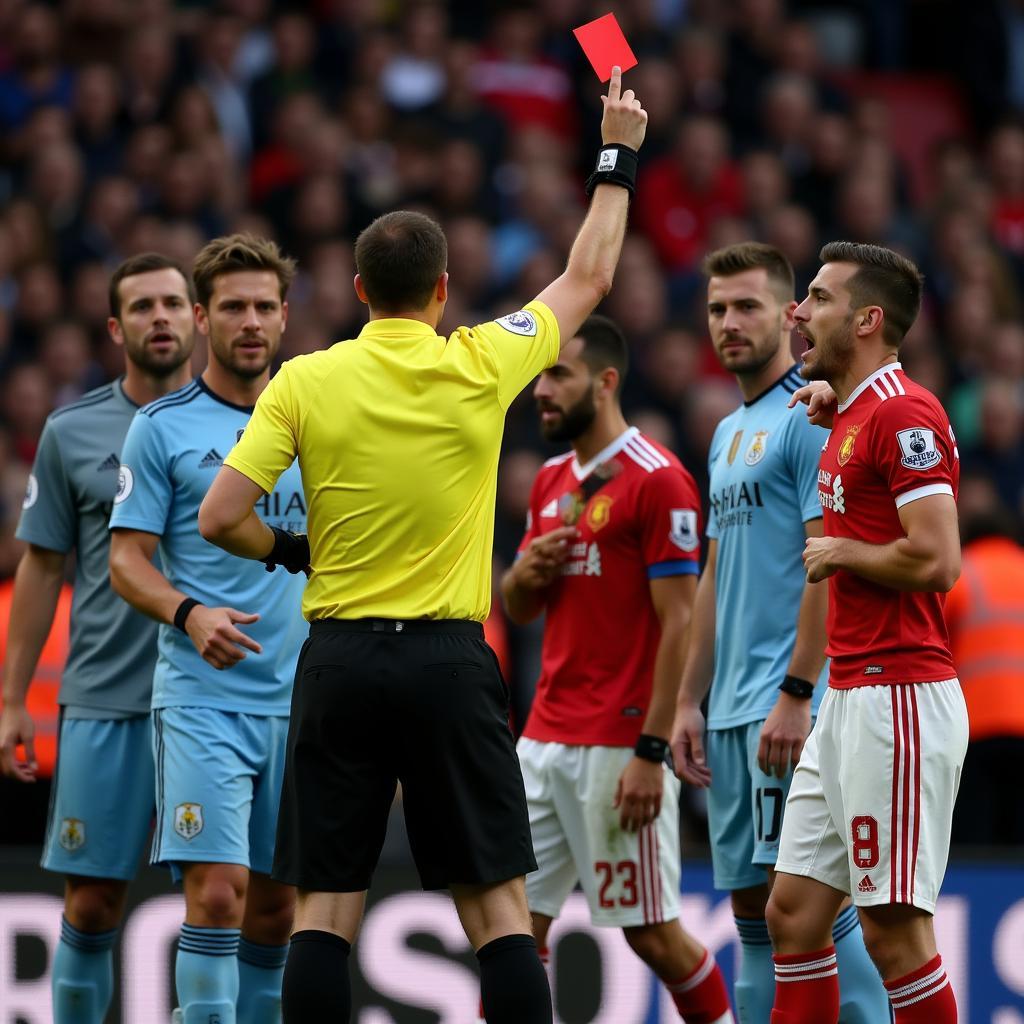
top-left (500, 525), bottom-right (576, 624)
top-left (199, 466), bottom-right (283, 563)
top-left (615, 572), bottom-right (697, 832)
top-left (803, 493), bottom-right (960, 591)
top-left (535, 67), bottom-right (647, 350)
top-left (670, 539), bottom-right (717, 787)
top-left (0, 545), bottom-right (66, 781)
top-left (109, 528), bottom-right (262, 670)
top-left (758, 517), bottom-right (826, 778)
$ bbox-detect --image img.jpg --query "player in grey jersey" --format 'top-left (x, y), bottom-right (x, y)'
top-left (0, 253), bottom-right (196, 1024)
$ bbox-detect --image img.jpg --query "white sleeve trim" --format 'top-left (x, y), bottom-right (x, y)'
top-left (894, 482), bottom-right (953, 509)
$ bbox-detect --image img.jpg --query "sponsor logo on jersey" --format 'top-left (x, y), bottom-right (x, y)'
top-left (586, 495), bottom-right (614, 531)
top-left (540, 499), bottom-right (558, 519)
top-left (818, 470), bottom-right (845, 514)
top-left (58, 817), bottom-right (85, 852)
top-left (744, 430), bottom-right (769, 466)
top-left (198, 448), bottom-right (224, 469)
top-left (22, 473), bottom-right (38, 510)
top-left (669, 508), bottom-right (699, 551)
top-left (863, 665), bottom-right (884, 675)
top-left (97, 452), bottom-right (121, 472)
top-left (174, 803), bottom-right (204, 841)
top-left (495, 310), bottom-right (537, 336)
top-left (857, 874), bottom-right (877, 894)
top-left (727, 430), bottom-right (743, 466)
top-left (896, 428), bottom-right (940, 470)
top-left (114, 465), bottom-right (134, 504)
top-left (836, 424), bottom-right (861, 467)
top-left (559, 541), bottom-right (602, 577)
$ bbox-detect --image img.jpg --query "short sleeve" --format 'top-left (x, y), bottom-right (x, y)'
top-left (638, 467), bottom-right (702, 579)
top-left (785, 413), bottom-right (828, 523)
top-left (108, 411), bottom-right (173, 535)
top-left (469, 300), bottom-right (560, 410)
top-left (15, 419), bottom-right (75, 553)
top-left (224, 363), bottom-right (299, 493)
top-left (867, 395), bottom-right (957, 509)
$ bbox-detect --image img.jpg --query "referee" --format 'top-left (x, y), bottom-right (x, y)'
top-left (198, 66), bottom-right (647, 1023)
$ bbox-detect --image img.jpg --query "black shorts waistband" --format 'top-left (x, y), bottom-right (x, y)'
top-left (309, 618), bottom-right (484, 637)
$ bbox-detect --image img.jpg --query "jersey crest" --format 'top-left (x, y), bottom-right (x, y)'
top-left (744, 430), bottom-right (769, 466)
top-left (586, 494), bottom-right (614, 531)
top-left (59, 817), bottom-right (86, 852)
top-left (174, 802), bottom-right (204, 841)
top-left (837, 424), bottom-right (861, 467)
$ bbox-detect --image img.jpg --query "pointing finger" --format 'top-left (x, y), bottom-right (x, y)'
top-left (607, 65), bottom-right (621, 102)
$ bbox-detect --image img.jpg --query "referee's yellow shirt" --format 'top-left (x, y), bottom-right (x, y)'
top-left (224, 301), bottom-right (559, 622)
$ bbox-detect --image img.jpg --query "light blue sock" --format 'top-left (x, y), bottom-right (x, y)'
top-left (237, 937), bottom-right (288, 1024)
top-left (52, 917), bottom-right (117, 1024)
top-left (833, 905), bottom-right (890, 1023)
top-left (733, 915), bottom-right (774, 1024)
top-left (176, 924), bottom-right (240, 1024)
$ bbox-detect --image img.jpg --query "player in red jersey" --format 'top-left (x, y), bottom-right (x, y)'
top-left (501, 315), bottom-right (734, 1024)
top-left (766, 242), bottom-right (967, 1024)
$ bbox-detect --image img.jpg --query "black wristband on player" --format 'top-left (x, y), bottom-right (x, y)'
top-left (634, 733), bottom-right (670, 764)
top-left (779, 674), bottom-right (815, 700)
top-left (584, 143), bottom-right (639, 198)
top-left (174, 597), bottom-right (201, 633)
top-left (262, 525), bottom-right (310, 574)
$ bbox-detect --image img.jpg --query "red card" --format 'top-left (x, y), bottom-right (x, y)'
top-left (573, 13), bottom-right (638, 82)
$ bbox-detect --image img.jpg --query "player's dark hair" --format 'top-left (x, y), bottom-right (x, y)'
top-left (701, 242), bottom-right (795, 302)
top-left (109, 253), bottom-right (195, 318)
top-left (576, 314), bottom-right (629, 393)
top-left (819, 240), bottom-right (923, 346)
top-left (192, 233), bottom-right (297, 308)
top-left (354, 211), bottom-right (448, 312)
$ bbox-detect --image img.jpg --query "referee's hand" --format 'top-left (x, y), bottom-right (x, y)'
top-left (184, 605), bottom-right (262, 671)
top-left (600, 65), bottom-right (648, 152)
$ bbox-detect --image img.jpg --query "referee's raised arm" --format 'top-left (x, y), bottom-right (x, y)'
top-left (536, 65), bottom-right (648, 351)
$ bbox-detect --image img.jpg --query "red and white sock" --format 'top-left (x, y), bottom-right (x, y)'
top-left (885, 955), bottom-right (957, 1022)
top-left (771, 946), bottom-right (839, 1023)
top-left (664, 948), bottom-right (734, 1023)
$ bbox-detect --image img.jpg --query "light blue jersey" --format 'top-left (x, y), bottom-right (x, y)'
top-left (109, 378), bottom-right (306, 715)
top-left (706, 365), bottom-right (827, 730)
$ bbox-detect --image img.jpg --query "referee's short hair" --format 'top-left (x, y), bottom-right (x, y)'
top-left (576, 314), bottom-right (628, 393)
top-left (355, 211), bottom-right (448, 312)
top-left (192, 234), bottom-right (297, 308)
top-left (109, 253), bottom-right (195, 318)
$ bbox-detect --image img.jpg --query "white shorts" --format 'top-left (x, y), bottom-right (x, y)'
top-left (518, 737), bottom-right (681, 927)
top-left (775, 680), bottom-right (968, 913)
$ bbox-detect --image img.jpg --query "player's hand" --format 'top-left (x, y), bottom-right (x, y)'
top-left (788, 380), bottom-right (837, 429)
top-left (758, 692), bottom-right (812, 777)
top-left (185, 605), bottom-right (262, 670)
top-left (670, 702), bottom-right (712, 788)
top-left (515, 526), bottom-right (576, 590)
top-left (803, 536), bottom-right (843, 583)
top-left (0, 704), bottom-right (38, 782)
top-left (614, 756), bottom-right (664, 832)
top-left (601, 66), bottom-right (648, 151)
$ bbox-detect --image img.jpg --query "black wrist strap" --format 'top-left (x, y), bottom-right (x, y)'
top-left (584, 143), bottom-right (639, 198)
top-left (174, 597), bottom-right (200, 633)
top-left (634, 733), bottom-right (669, 764)
top-left (779, 674), bottom-right (815, 700)
top-left (262, 525), bottom-right (310, 575)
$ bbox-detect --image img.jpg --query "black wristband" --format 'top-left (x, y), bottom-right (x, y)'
top-left (779, 674), bottom-right (815, 700)
top-left (584, 143), bottom-right (639, 198)
top-left (262, 525), bottom-right (310, 574)
top-left (174, 597), bottom-right (200, 633)
top-left (634, 733), bottom-right (670, 764)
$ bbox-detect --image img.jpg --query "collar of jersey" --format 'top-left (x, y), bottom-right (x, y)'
top-left (115, 375), bottom-right (140, 409)
top-left (837, 361), bottom-right (903, 414)
top-left (358, 318), bottom-right (439, 341)
top-left (571, 426), bottom-right (639, 481)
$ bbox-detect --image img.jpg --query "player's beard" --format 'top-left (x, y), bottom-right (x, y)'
top-left (125, 330), bottom-right (192, 378)
top-left (210, 333), bottom-right (276, 379)
top-left (539, 388), bottom-right (597, 443)
top-left (800, 311), bottom-right (856, 383)
top-left (716, 317), bottom-right (782, 378)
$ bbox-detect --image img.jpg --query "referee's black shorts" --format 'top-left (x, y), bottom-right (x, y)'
top-left (272, 618), bottom-right (538, 892)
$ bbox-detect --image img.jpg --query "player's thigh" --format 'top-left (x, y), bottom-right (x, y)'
top-left (517, 738), bottom-right (579, 920)
top-left (43, 714), bottom-right (154, 881)
top-left (248, 714), bottom-right (289, 877)
top-left (152, 706), bottom-right (256, 868)
top-left (832, 680), bottom-right (968, 913)
top-left (706, 726), bottom-right (764, 891)
top-left (574, 746), bottom-right (682, 928)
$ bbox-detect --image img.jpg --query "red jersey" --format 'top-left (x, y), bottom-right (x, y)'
top-left (818, 364), bottom-right (960, 688)
top-left (519, 428), bottom-right (701, 746)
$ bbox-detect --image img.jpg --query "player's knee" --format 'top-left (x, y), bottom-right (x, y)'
top-left (730, 884), bottom-right (770, 920)
top-left (249, 896), bottom-right (295, 945)
top-left (65, 880), bottom-right (124, 933)
top-left (764, 889), bottom-right (798, 947)
top-left (188, 868), bottom-right (247, 926)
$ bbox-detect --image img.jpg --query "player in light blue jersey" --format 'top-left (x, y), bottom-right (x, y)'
top-left (109, 235), bottom-right (307, 1024)
top-left (670, 244), bottom-right (888, 1023)
top-left (0, 253), bottom-right (196, 1024)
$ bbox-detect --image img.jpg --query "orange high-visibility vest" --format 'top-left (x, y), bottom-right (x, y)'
top-left (0, 579), bottom-right (71, 777)
top-left (945, 537), bottom-right (1024, 741)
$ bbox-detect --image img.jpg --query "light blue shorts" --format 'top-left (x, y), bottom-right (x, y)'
top-left (152, 707), bottom-right (288, 874)
top-left (706, 720), bottom-right (802, 891)
top-left (42, 714), bottom-right (155, 880)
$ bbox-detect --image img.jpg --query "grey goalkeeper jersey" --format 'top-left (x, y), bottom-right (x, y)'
top-left (16, 379), bottom-right (157, 718)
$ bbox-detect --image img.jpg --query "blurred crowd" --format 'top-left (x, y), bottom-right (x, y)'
top-left (2, 0), bottom-right (1024, 837)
